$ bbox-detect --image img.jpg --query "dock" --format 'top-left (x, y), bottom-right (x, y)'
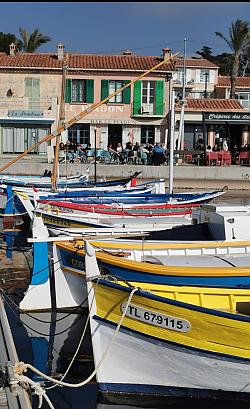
top-left (0, 294), bottom-right (32, 409)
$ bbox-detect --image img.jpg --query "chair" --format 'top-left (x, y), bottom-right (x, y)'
top-left (206, 152), bottom-right (219, 166)
top-left (137, 151), bottom-right (147, 165)
top-left (220, 151), bottom-right (231, 166)
top-left (237, 151), bottom-right (250, 166)
top-left (184, 153), bottom-right (193, 164)
top-left (86, 149), bottom-right (95, 163)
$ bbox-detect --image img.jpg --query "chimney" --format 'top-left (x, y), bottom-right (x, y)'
top-left (122, 50), bottom-right (132, 56)
top-left (57, 43), bottom-right (65, 61)
top-left (9, 43), bottom-right (16, 56)
top-left (162, 48), bottom-right (172, 60)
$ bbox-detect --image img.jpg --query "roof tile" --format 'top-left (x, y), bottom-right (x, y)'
top-left (217, 76), bottom-right (250, 88)
top-left (175, 98), bottom-right (244, 111)
top-left (175, 58), bottom-right (219, 68)
top-left (0, 52), bottom-right (176, 72)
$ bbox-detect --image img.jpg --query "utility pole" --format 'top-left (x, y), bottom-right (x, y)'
top-left (204, 72), bottom-right (208, 98)
top-left (51, 53), bottom-right (68, 190)
top-left (94, 127), bottom-right (97, 185)
top-left (177, 37), bottom-right (186, 151)
top-left (169, 90), bottom-right (175, 195)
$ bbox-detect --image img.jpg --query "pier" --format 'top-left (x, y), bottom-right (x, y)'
top-left (0, 155), bottom-right (249, 190)
top-left (0, 295), bottom-right (32, 409)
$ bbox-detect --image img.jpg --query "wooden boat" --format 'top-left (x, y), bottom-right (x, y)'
top-left (0, 171), bottom-right (142, 189)
top-left (84, 242), bottom-right (250, 402)
top-left (34, 188), bottom-right (226, 205)
top-left (55, 239), bottom-right (250, 288)
top-left (20, 224), bottom-right (250, 312)
top-left (0, 179), bottom-right (165, 221)
top-left (36, 199), bottom-right (200, 217)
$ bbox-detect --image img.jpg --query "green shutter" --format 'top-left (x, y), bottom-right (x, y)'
top-left (65, 79), bottom-right (72, 103)
top-left (101, 80), bottom-right (109, 102)
top-left (122, 80), bottom-right (131, 104)
top-left (133, 80), bottom-right (141, 115)
top-left (155, 80), bottom-right (164, 115)
top-left (86, 79), bottom-right (94, 103)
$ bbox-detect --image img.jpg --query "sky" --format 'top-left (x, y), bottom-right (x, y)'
top-left (0, 2), bottom-right (250, 57)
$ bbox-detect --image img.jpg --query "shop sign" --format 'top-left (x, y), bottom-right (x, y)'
top-left (204, 112), bottom-right (250, 121)
top-left (8, 110), bottom-right (44, 117)
top-left (90, 119), bottom-right (136, 125)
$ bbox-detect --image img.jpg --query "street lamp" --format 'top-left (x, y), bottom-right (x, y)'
top-left (94, 127), bottom-right (97, 186)
top-left (204, 72), bottom-right (208, 99)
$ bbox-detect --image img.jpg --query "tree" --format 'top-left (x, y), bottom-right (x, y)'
top-left (195, 46), bottom-right (214, 60)
top-left (240, 44), bottom-right (250, 76)
top-left (215, 19), bottom-right (250, 98)
top-left (0, 32), bottom-right (20, 53)
top-left (194, 46), bottom-right (234, 76)
top-left (18, 27), bottom-right (51, 52)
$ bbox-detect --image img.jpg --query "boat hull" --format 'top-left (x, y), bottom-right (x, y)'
top-left (87, 279), bottom-right (250, 400)
top-left (94, 320), bottom-right (250, 400)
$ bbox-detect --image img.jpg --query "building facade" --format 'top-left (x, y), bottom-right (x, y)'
top-left (172, 59), bottom-right (250, 149)
top-left (0, 45), bottom-right (176, 154)
top-left (0, 44), bottom-right (249, 156)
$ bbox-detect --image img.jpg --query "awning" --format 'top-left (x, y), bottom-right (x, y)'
top-left (0, 117), bottom-right (55, 124)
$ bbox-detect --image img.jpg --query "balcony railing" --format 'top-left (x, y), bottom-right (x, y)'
top-left (132, 103), bottom-right (165, 117)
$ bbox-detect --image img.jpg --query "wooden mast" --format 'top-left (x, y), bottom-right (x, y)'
top-left (51, 53), bottom-right (68, 191)
top-left (0, 52), bottom-right (178, 175)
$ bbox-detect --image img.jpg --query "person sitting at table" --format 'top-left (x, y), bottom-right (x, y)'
top-left (108, 144), bottom-right (118, 162)
top-left (152, 142), bottom-right (166, 166)
top-left (116, 142), bottom-right (125, 164)
top-left (206, 145), bottom-right (212, 153)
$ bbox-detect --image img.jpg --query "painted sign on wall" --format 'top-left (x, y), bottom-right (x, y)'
top-left (8, 110), bottom-right (44, 117)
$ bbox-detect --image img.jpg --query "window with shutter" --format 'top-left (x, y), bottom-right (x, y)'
top-left (65, 79), bottom-right (72, 103)
top-left (133, 81), bottom-right (142, 115)
top-left (122, 80), bottom-right (131, 104)
top-left (155, 80), bottom-right (164, 115)
top-left (65, 79), bottom-right (93, 103)
top-left (86, 80), bottom-right (94, 103)
top-left (101, 80), bottom-right (109, 101)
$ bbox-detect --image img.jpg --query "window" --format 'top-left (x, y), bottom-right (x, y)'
top-left (65, 79), bottom-right (94, 103)
top-left (176, 68), bottom-right (184, 83)
top-left (71, 80), bottom-right (86, 103)
top-left (200, 69), bottom-right (210, 83)
top-left (109, 81), bottom-right (123, 103)
top-left (68, 124), bottom-right (90, 145)
top-left (142, 81), bottom-right (155, 104)
top-left (236, 92), bottom-right (250, 108)
top-left (141, 125), bottom-right (155, 145)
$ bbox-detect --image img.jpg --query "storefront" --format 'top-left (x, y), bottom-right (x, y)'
top-left (175, 100), bottom-right (250, 151)
top-left (66, 119), bottom-right (167, 150)
top-left (0, 110), bottom-right (55, 154)
top-left (202, 112), bottom-right (250, 150)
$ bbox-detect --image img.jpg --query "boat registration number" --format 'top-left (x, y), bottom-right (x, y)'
top-left (121, 303), bottom-right (191, 333)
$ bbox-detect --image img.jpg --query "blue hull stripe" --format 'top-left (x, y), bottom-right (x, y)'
top-left (98, 382), bottom-right (250, 400)
top-left (58, 247), bottom-right (250, 291)
top-left (32, 242), bottom-right (49, 285)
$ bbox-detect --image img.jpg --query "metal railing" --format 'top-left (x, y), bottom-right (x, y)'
top-left (132, 102), bottom-right (165, 116)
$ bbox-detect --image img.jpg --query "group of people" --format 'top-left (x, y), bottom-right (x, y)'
top-left (108, 141), bottom-right (167, 166)
top-left (58, 141), bottom-right (92, 163)
top-left (205, 142), bottom-right (250, 165)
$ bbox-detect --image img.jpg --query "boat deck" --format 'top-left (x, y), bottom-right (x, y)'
top-left (143, 254), bottom-right (250, 267)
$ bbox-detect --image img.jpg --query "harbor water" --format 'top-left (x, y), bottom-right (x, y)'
top-left (0, 190), bottom-right (250, 409)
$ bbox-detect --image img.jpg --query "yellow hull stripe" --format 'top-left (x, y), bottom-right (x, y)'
top-left (57, 242), bottom-right (250, 277)
top-left (94, 283), bottom-right (250, 359)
